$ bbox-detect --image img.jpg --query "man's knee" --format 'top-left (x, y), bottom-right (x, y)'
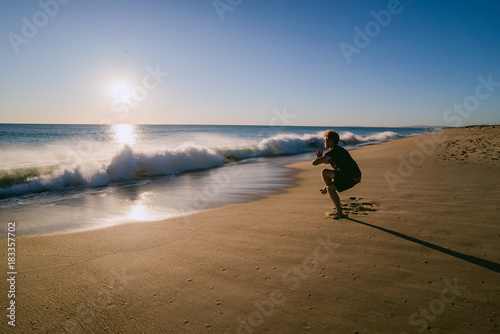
top-left (327, 183), bottom-right (337, 193)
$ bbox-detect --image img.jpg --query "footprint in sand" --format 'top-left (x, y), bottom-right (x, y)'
top-left (326, 197), bottom-right (377, 220)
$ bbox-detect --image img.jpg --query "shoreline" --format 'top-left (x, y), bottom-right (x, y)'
top-left (0, 131), bottom-right (423, 239)
top-left (0, 152), bottom-right (307, 239)
top-left (2, 127), bottom-right (498, 333)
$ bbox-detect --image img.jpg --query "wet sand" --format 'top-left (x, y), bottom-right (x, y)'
top-left (2, 127), bottom-right (499, 333)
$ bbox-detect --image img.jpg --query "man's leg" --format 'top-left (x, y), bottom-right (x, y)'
top-left (320, 169), bottom-right (344, 215)
top-left (327, 183), bottom-right (344, 215)
top-left (320, 169), bottom-right (335, 194)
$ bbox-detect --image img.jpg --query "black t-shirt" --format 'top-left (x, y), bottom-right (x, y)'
top-left (325, 145), bottom-right (361, 178)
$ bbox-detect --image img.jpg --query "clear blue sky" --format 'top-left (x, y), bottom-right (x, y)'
top-left (1, 0), bottom-right (499, 126)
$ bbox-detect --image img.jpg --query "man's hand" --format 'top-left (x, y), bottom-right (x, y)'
top-left (312, 149), bottom-right (330, 166)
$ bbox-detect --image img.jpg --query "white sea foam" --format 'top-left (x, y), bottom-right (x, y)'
top-left (340, 131), bottom-right (401, 145)
top-left (0, 130), bottom-right (408, 199)
top-left (0, 144), bottom-right (224, 198)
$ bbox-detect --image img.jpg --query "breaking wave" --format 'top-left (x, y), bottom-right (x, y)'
top-left (0, 145), bottom-right (224, 199)
top-left (339, 131), bottom-right (402, 145)
top-left (0, 130), bottom-right (404, 199)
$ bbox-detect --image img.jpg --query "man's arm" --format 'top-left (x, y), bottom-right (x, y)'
top-left (312, 149), bottom-right (331, 165)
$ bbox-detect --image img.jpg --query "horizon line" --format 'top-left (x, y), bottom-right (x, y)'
top-left (0, 122), bottom-right (446, 128)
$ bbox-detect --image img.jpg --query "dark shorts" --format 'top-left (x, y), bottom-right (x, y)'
top-left (333, 172), bottom-right (361, 192)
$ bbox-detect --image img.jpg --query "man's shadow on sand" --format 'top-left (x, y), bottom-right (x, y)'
top-left (346, 217), bottom-right (500, 274)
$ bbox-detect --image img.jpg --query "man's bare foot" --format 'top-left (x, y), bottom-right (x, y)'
top-left (319, 186), bottom-right (327, 194)
top-left (327, 211), bottom-right (348, 219)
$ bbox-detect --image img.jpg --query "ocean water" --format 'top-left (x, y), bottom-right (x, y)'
top-left (0, 124), bottom-right (435, 237)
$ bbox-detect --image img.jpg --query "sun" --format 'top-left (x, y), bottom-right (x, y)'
top-left (111, 82), bottom-right (132, 104)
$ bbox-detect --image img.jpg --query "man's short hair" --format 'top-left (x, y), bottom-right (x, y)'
top-left (324, 130), bottom-right (340, 145)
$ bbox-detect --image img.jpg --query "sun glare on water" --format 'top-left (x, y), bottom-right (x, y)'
top-left (113, 124), bottom-right (137, 146)
top-left (126, 203), bottom-right (153, 221)
top-left (124, 193), bottom-right (159, 221)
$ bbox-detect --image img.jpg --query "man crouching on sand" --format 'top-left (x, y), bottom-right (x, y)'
top-left (312, 130), bottom-right (362, 219)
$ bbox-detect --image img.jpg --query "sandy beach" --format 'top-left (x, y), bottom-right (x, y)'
top-left (2, 127), bottom-right (499, 333)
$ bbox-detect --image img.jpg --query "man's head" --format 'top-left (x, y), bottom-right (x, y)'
top-left (323, 130), bottom-right (340, 148)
